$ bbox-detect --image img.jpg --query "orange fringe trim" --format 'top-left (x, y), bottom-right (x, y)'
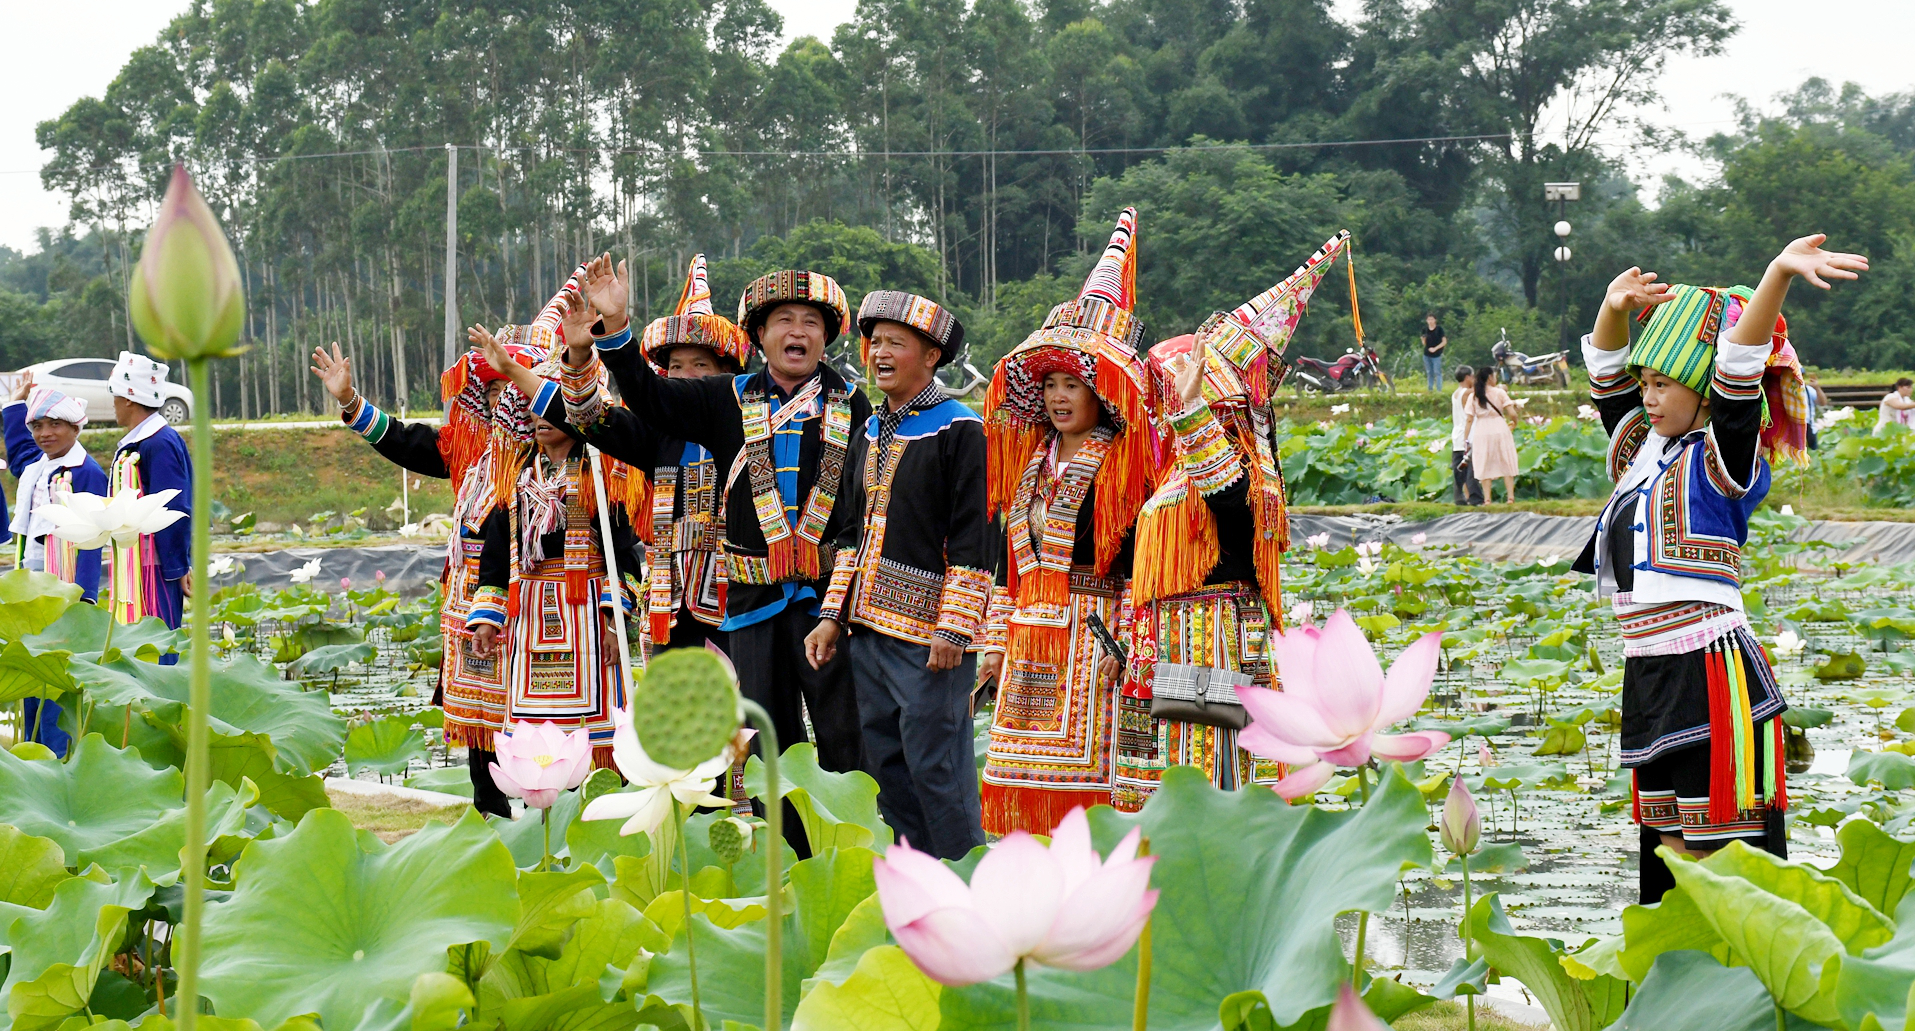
top-left (1128, 470), bottom-right (1219, 607)
top-left (981, 781), bottom-right (1111, 836)
top-left (444, 722), bottom-right (497, 752)
top-left (437, 407), bottom-right (490, 497)
top-left (1006, 620), bottom-right (1073, 673)
top-left (1092, 360), bottom-right (1156, 577)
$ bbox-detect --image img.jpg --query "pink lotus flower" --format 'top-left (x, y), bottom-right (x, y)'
top-left (873, 807), bottom-right (1158, 986)
top-left (374, 569), bottom-right (386, 584)
top-left (1440, 776), bottom-right (1480, 856)
top-left (1327, 983), bottom-right (1386, 1031)
top-left (1240, 609), bottom-right (1449, 801)
top-left (1478, 741), bottom-right (1496, 768)
top-left (489, 720), bottom-right (594, 809)
top-left (341, 577), bottom-right (352, 592)
top-left (1410, 532), bottom-right (1427, 546)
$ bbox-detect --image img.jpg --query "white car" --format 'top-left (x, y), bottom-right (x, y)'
top-left (5, 357), bottom-right (195, 425)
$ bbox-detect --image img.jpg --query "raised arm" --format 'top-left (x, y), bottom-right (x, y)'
top-left (313, 343), bottom-right (449, 479)
top-left (1726, 234), bottom-right (1868, 349)
top-left (579, 253), bottom-right (740, 454)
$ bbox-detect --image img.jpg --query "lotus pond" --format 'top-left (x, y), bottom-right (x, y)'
top-left (2, 504), bottom-right (1915, 1031)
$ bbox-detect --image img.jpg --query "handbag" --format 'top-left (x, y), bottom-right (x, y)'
top-left (1148, 662), bottom-right (1252, 730)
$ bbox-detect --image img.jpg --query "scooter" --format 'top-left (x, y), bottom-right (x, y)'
top-left (1492, 331), bottom-right (1571, 388)
top-left (1288, 341), bottom-right (1392, 396)
top-left (827, 341), bottom-right (867, 390)
top-left (937, 343), bottom-right (989, 400)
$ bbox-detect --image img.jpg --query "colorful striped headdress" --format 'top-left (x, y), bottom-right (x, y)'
top-left (437, 334), bottom-right (549, 497)
top-left (642, 255), bottom-right (750, 372)
top-left (982, 207), bottom-right (1156, 577)
top-left (1630, 283), bottom-right (1809, 465)
top-left (857, 290), bottom-right (965, 367)
top-left (1197, 230), bottom-right (1354, 408)
top-left (737, 270), bottom-right (850, 345)
top-left (25, 387), bottom-right (86, 427)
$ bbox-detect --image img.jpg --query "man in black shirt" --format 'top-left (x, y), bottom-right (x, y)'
top-left (1422, 313), bottom-right (1447, 391)
top-left (808, 290), bottom-right (990, 859)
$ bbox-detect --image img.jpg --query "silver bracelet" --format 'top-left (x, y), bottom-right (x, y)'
top-left (338, 390), bottom-right (360, 411)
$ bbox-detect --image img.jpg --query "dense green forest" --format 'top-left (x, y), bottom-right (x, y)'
top-left (8, 0), bottom-right (1915, 416)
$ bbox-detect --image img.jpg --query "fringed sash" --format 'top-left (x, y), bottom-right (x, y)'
top-left (731, 377), bottom-right (853, 583)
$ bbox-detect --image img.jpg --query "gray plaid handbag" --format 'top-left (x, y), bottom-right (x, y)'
top-left (1148, 662), bottom-right (1252, 730)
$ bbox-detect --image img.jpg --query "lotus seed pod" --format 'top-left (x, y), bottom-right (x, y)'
top-left (709, 816), bottom-right (754, 865)
top-left (580, 767), bottom-right (623, 805)
top-left (634, 647), bottom-right (741, 769)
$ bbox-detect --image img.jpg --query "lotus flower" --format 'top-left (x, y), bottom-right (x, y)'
top-left (128, 166), bottom-right (245, 361)
top-left (1780, 504), bottom-right (1796, 517)
top-left (1239, 609), bottom-right (1449, 801)
top-left (1578, 403), bottom-right (1599, 421)
top-left (1774, 630), bottom-right (1805, 659)
top-left (375, 569), bottom-right (386, 584)
top-left (1326, 983), bottom-right (1386, 1031)
top-left (1290, 601), bottom-right (1315, 625)
top-left (1478, 741), bottom-right (1495, 768)
top-left (1440, 776), bottom-right (1480, 856)
top-left (1306, 532), bottom-right (1331, 549)
top-left (340, 577), bottom-right (352, 592)
top-left (580, 709), bottom-right (752, 837)
top-left (288, 558), bottom-right (321, 584)
top-left (874, 807), bottom-right (1157, 986)
top-left (489, 720), bottom-right (594, 809)
top-left (1331, 403), bottom-right (1351, 414)
top-left (207, 554), bottom-right (235, 576)
top-left (38, 489), bottom-right (186, 551)
top-left (1426, 438), bottom-right (1446, 454)
top-left (1411, 532), bottom-right (1427, 546)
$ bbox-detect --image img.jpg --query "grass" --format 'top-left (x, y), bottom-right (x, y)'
top-left (1393, 999), bottom-right (1549, 1031)
top-left (323, 782), bottom-right (469, 843)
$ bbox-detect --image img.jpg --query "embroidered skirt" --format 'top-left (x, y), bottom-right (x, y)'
top-left (1113, 582), bottom-right (1284, 812)
top-left (499, 557), bottom-right (626, 768)
top-left (981, 569), bottom-right (1122, 835)
top-left (442, 533), bottom-right (508, 751)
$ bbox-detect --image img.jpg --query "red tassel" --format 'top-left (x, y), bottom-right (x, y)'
top-left (1705, 645), bottom-right (1737, 825)
top-left (1631, 768), bottom-right (1642, 825)
top-left (1771, 718), bottom-right (1789, 811)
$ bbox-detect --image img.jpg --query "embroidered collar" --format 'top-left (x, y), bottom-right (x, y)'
top-left (118, 412), bottom-right (168, 450)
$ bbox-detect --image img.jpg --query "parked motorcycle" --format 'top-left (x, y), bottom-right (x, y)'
top-left (827, 341), bottom-right (867, 390)
top-left (1491, 331), bottom-right (1571, 388)
top-left (938, 343), bottom-right (989, 400)
top-left (1288, 341), bottom-right (1393, 396)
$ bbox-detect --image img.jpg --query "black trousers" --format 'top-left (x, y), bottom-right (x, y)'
top-left (665, 605), bottom-right (727, 654)
top-left (851, 629), bottom-right (986, 860)
top-left (1451, 449), bottom-right (1484, 505)
top-left (467, 748), bottom-right (512, 819)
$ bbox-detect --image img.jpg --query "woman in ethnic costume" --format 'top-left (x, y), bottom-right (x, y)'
top-left (976, 208), bottom-right (1158, 835)
top-left (464, 379), bottom-right (645, 771)
top-left (1116, 231), bottom-right (1354, 809)
top-left (1575, 235), bottom-right (1865, 902)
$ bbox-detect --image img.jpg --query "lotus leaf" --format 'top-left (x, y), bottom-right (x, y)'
top-left (203, 731), bottom-right (330, 821)
top-left (1464, 895), bottom-right (1628, 1031)
top-left (744, 743), bottom-right (892, 853)
top-left (1830, 820), bottom-right (1915, 918)
top-left (1663, 846), bottom-right (1847, 1025)
top-left (22, 604), bottom-right (179, 662)
top-left (1, 873), bottom-right (154, 1031)
top-left (1817, 652), bottom-right (1869, 680)
top-left (345, 716), bottom-right (428, 778)
top-left (289, 642), bottom-right (377, 678)
top-left (646, 845), bottom-right (880, 1028)
top-left (406, 767), bottom-right (475, 797)
top-left (480, 897), bottom-right (663, 1031)
top-left (1784, 707), bottom-right (1835, 729)
top-left (0, 570), bottom-right (81, 643)
top-left (0, 735), bottom-right (187, 866)
top-left (0, 641), bottom-right (74, 706)
top-left (70, 652), bottom-right (346, 775)
top-left (76, 777), bottom-right (254, 876)
top-left (0, 826), bottom-right (69, 915)
top-left (1608, 950), bottom-right (1823, 1031)
top-left (790, 945), bottom-right (938, 1031)
top-left (1852, 750), bottom-right (1915, 790)
top-left (939, 765), bottom-right (1431, 1030)
top-left (199, 808), bottom-right (519, 1030)
top-left (350, 973), bottom-right (475, 1031)
top-left (493, 786), bottom-right (583, 869)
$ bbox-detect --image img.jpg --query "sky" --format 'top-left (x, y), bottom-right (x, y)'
top-left (0, 0), bottom-right (1906, 254)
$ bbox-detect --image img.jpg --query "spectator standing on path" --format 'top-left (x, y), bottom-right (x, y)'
top-left (1421, 313), bottom-right (1448, 391)
top-left (1463, 366), bottom-right (1519, 503)
top-left (1877, 377), bottom-right (1915, 432)
top-left (1450, 367), bottom-right (1484, 505)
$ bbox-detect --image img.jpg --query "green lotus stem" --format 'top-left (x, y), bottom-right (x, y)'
top-left (1462, 851), bottom-right (1474, 1031)
top-left (177, 358), bottom-right (214, 1031)
top-left (1354, 912), bottom-right (1367, 976)
top-left (1133, 838), bottom-right (1152, 1031)
top-left (672, 797), bottom-right (702, 1028)
top-left (739, 698), bottom-right (781, 1031)
top-left (541, 807), bottom-right (552, 872)
top-left (1015, 957), bottom-right (1030, 1031)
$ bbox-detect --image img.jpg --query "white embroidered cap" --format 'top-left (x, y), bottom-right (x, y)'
top-left (108, 351), bottom-right (169, 408)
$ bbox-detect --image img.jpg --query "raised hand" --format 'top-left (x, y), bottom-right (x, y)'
top-left (1602, 267), bottom-right (1674, 316)
top-left (308, 343), bottom-right (354, 405)
top-left (559, 288), bottom-right (597, 353)
top-left (1171, 351), bottom-right (1205, 406)
top-left (582, 253), bottom-right (629, 331)
top-left (12, 371), bottom-right (34, 402)
top-left (1771, 234), bottom-right (1869, 290)
top-left (467, 324), bottom-right (511, 373)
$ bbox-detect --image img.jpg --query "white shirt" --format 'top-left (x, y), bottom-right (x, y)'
top-left (1878, 391), bottom-right (1914, 428)
top-left (118, 411), bottom-right (169, 450)
top-left (1449, 387), bottom-right (1469, 450)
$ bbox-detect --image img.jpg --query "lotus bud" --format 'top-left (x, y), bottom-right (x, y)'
top-left (1440, 775), bottom-right (1481, 857)
top-left (128, 165), bottom-right (245, 360)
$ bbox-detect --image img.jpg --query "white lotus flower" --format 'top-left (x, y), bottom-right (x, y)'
top-left (1355, 541), bottom-right (1382, 558)
top-left (1774, 630), bottom-right (1806, 658)
top-left (288, 558), bottom-right (322, 584)
top-left (1358, 555), bottom-right (1376, 574)
top-left (107, 490), bottom-right (186, 544)
top-left (208, 554), bottom-right (235, 576)
top-left (1780, 504), bottom-right (1795, 517)
top-left (1411, 532), bottom-right (1428, 546)
top-left (581, 710), bottom-right (754, 837)
top-left (1426, 438), bottom-right (1446, 454)
top-left (1306, 532), bottom-right (1331, 549)
top-left (399, 523), bottom-right (420, 538)
top-left (1330, 403), bottom-right (1351, 414)
top-left (1577, 404), bottom-right (1599, 421)
top-left (38, 489), bottom-right (184, 550)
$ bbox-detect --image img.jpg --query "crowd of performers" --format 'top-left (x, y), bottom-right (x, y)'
top-left (0, 201), bottom-right (1862, 901)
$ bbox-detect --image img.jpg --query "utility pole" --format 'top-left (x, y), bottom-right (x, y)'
top-left (443, 143), bottom-right (460, 407)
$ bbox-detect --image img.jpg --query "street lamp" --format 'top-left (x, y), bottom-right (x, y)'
top-left (1545, 182), bottom-right (1581, 349)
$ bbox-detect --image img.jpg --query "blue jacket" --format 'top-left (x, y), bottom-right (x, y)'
top-left (112, 417), bottom-right (193, 582)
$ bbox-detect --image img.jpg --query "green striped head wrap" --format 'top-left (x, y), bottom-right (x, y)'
top-left (1627, 284), bottom-right (1754, 393)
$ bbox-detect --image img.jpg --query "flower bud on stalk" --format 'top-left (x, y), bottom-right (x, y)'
top-left (1440, 775), bottom-right (1481, 857)
top-left (128, 165), bottom-right (245, 360)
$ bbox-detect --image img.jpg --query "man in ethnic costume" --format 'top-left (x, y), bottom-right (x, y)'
top-left (977, 208), bottom-right (1158, 834)
top-left (1117, 231), bottom-right (1353, 809)
top-left (571, 254), bottom-right (872, 780)
top-left (105, 352), bottom-right (191, 635)
top-left (6, 382), bottom-right (106, 755)
top-left (809, 290), bottom-right (991, 859)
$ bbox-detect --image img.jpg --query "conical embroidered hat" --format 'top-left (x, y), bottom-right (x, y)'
top-left (642, 254), bottom-right (750, 371)
top-left (1195, 229), bottom-right (1352, 408)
